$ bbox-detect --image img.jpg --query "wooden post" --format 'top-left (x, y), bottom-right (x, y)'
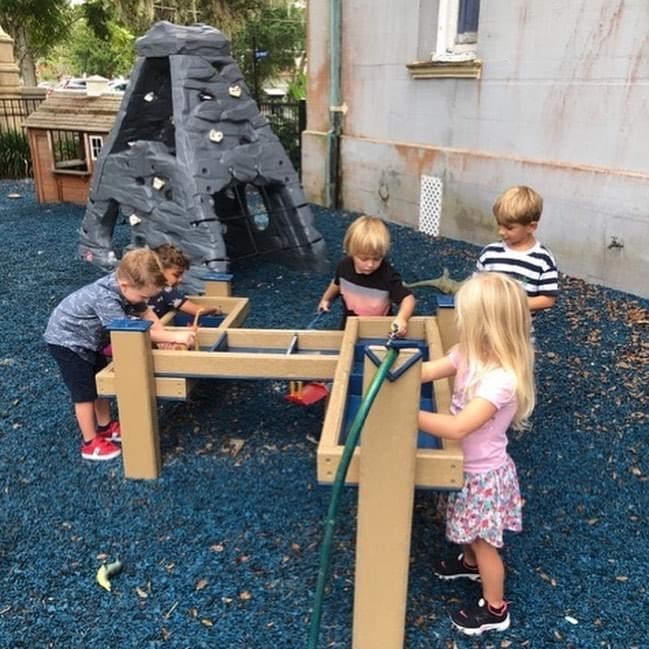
top-left (203, 271), bottom-right (232, 297)
top-left (435, 295), bottom-right (457, 353)
top-left (353, 347), bottom-right (422, 649)
top-left (109, 319), bottom-right (161, 479)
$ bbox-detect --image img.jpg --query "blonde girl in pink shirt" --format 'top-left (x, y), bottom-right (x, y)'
top-left (419, 272), bottom-right (535, 636)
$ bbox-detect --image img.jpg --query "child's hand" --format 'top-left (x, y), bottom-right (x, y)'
top-left (177, 331), bottom-right (195, 348)
top-left (157, 331), bottom-right (194, 350)
top-left (391, 317), bottom-right (408, 338)
top-left (202, 306), bottom-right (223, 316)
top-left (157, 341), bottom-right (190, 351)
top-left (318, 299), bottom-right (330, 312)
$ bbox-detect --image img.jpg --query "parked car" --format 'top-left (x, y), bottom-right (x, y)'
top-left (46, 77), bottom-right (129, 96)
top-left (48, 78), bottom-right (87, 95)
top-left (108, 78), bottom-right (129, 93)
top-left (59, 78), bottom-right (87, 90)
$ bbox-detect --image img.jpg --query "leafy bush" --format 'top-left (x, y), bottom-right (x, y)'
top-left (0, 129), bottom-right (32, 179)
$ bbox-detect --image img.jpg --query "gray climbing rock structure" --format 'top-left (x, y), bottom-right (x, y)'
top-left (79, 21), bottom-right (327, 291)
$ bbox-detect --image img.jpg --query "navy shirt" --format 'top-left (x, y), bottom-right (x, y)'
top-left (149, 286), bottom-right (187, 318)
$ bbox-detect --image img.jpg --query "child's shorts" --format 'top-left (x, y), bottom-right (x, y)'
top-left (48, 344), bottom-right (108, 403)
top-left (444, 455), bottom-right (523, 548)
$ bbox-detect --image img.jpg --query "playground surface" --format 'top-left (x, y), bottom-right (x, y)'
top-left (0, 179), bottom-right (647, 648)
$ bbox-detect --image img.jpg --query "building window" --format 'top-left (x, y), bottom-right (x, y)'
top-left (89, 135), bottom-right (104, 160)
top-left (50, 130), bottom-right (89, 173)
top-left (433, 0), bottom-right (480, 62)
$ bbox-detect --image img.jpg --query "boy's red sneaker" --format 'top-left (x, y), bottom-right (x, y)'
top-left (97, 420), bottom-right (121, 443)
top-left (81, 437), bottom-right (121, 461)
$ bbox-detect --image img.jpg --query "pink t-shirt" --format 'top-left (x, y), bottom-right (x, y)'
top-left (448, 348), bottom-right (517, 474)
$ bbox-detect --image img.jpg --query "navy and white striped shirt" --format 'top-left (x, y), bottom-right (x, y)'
top-left (476, 240), bottom-right (559, 298)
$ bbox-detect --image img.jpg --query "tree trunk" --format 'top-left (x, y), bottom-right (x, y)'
top-left (14, 26), bottom-right (36, 87)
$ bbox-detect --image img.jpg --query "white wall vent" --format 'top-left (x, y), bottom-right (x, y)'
top-left (419, 175), bottom-right (443, 237)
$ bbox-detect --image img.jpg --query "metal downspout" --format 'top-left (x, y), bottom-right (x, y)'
top-left (326, 0), bottom-right (343, 209)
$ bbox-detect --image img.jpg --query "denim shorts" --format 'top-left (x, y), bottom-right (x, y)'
top-left (48, 344), bottom-right (108, 403)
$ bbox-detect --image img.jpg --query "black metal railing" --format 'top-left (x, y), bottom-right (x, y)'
top-left (258, 98), bottom-right (306, 173)
top-left (0, 93), bottom-right (306, 178)
top-left (0, 95), bottom-right (45, 134)
top-left (0, 94), bottom-right (46, 179)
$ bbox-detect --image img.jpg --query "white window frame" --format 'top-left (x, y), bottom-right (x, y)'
top-left (89, 134), bottom-right (104, 161)
top-left (433, 0), bottom-right (479, 62)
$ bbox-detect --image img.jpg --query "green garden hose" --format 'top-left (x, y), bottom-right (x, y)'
top-left (307, 343), bottom-right (399, 649)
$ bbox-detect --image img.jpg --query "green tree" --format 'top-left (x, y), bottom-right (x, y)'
top-left (231, 3), bottom-right (305, 99)
top-left (0, 0), bottom-right (71, 85)
top-left (150, 0), bottom-right (264, 38)
top-left (88, 0), bottom-right (264, 39)
top-left (97, 0), bottom-right (155, 37)
top-left (37, 1), bottom-right (135, 81)
top-left (67, 19), bottom-right (135, 79)
top-left (77, 0), bottom-right (305, 99)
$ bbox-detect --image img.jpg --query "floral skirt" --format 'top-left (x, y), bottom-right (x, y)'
top-left (444, 455), bottom-right (523, 548)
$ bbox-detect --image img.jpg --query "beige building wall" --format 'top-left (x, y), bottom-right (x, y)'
top-left (303, 1), bottom-right (649, 298)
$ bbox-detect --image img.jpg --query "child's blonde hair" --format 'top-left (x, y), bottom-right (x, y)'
top-left (343, 215), bottom-right (390, 258)
top-left (455, 272), bottom-right (535, 429)
top-left (153, 244), bottom-right (191, 271)
top-left (492, 185), bottom-right (543, 226)
top-left (116, 248), bottom-right (166, 290)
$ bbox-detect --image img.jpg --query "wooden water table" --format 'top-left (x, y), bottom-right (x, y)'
top-left (96, 286), bottom-right (344, 478)
top-left (313, 310), bottom-right (462, 649)
top-left (97, 299), bottom-right (462, 649)
top-left (97, 304), bottom-right (462, 485)
top-left (317, 316), bottom-right (462, 490)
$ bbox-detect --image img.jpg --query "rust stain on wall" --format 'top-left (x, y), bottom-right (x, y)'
top-left (340, 29), bottom-right (355, 133)
top-left (307, 60), bottom-right (330, 133)
top-left (544, 0), bottom-right (628, 146)
top-left (580, 1), bottom-right (626, 76)
top-left (392, 143), bottom-right (440, 178)
top-left (512, 4), bottom-right (530, 79)
top-left (626, 31), bottom-right (649, 85)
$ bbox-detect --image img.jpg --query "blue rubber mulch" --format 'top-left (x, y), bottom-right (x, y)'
top-left (0, 179), bottom-right (647, 648)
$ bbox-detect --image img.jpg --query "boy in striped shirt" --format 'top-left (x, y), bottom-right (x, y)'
top-left (476, 186), bottom-right (558, 312)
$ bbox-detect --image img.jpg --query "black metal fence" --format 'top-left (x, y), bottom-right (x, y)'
top-left (258, 98), bottom-right (306, 174)
top-left (0, 94), bottom-right (305, 178)
top-left (0, 95), bottom-right (44, 134)
top-left (0, 94), bottom-right (45, 179)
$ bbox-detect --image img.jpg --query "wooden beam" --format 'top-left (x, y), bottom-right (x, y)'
top-left (203, 272), bottom-right (232, 296)
top-left (353, 347), bottom-right (421, 649)
top-left (151, 349), bottom-right (339, 381)
top-left (96, 363), bottom-right (194, 400)
top-left (109, 320), bottom-right (161, 479)
top-left (317, 316), bottom-right (464, 490)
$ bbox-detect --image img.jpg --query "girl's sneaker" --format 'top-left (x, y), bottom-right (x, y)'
top-left (81, 437), bottom-right (121, 461)
top-left (451, 598), bottom-right (510, 635)
top-left (97, 420), bottom-right (121, 443)
top-left (435, 553), bottom-right (481, 581)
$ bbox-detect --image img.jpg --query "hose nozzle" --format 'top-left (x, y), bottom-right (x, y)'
top-left (386, 322), bottom-right (399, 347)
